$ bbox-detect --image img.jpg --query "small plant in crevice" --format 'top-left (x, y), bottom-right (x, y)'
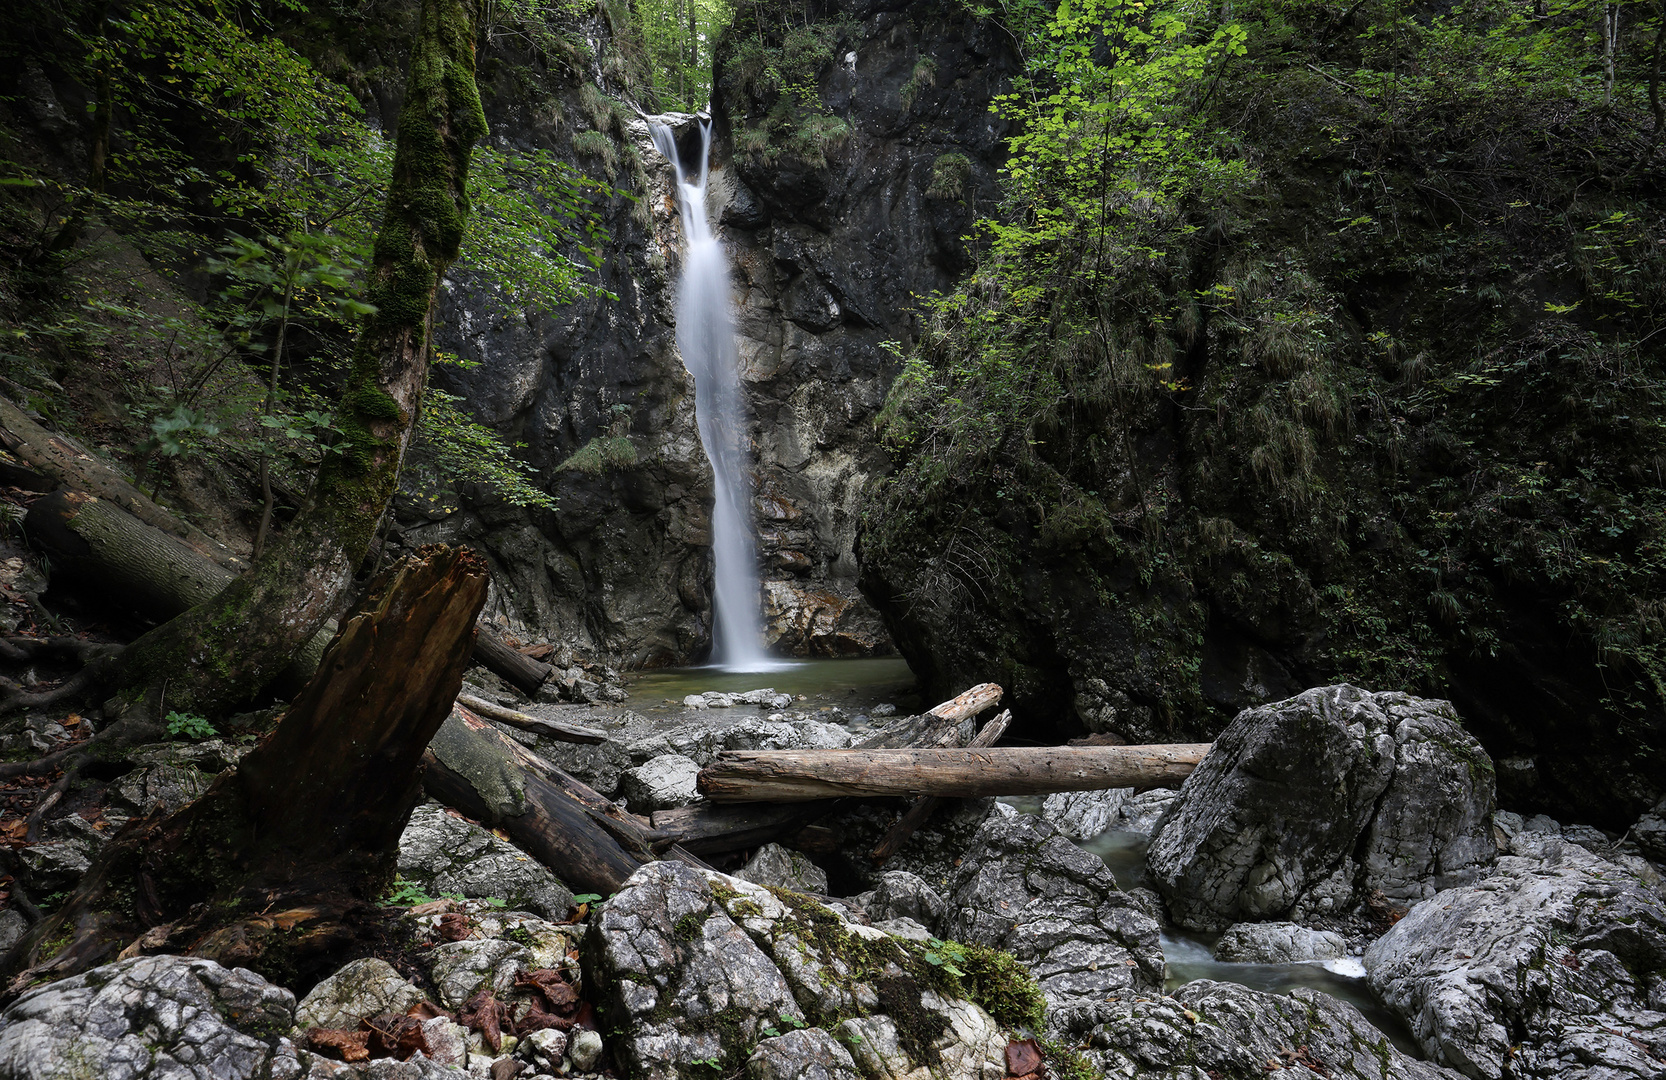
top-left (165, 711), bottom-right (216, 740)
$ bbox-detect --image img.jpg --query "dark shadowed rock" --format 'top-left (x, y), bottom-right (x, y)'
top-left (1147, 686), bottom-right (1497, 930)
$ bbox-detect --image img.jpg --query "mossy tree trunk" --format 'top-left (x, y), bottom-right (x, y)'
top-left (109, 0), bottom-right (489, 716)
top-left (3, 545), bottom-right (490, 993)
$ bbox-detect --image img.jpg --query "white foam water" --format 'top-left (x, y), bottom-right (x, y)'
top-left (648, 117), bottom-right (782, 672)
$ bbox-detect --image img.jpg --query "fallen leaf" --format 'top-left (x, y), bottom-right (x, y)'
top-left (1005, 1037), bottom-right (1043, 1076)
top-left (458, 990), bottom-right (508, 1053)
top-left (490, 1057), bottom-right (523, 1080)
top-left (438, 912), bottom-right (474, 942)
top-left (361, 1013), bottom-right (430, 1060)
top-left (407, 1001), bottom-right (449, 1021)
top-left (515, 967), bottom-right (579, 1013)
top-left (304, 1028), bottom-right (371, 1062)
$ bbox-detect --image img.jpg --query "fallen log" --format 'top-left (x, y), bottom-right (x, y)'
top-left (3, 544), bottom-right (489, 991)
top-left (456, 692), bottom-right (606, 745)
top-left (870, 709), bottom-right (1011, 863)
top-left (696, 744), bottom-right (1212, 802)
top-left (423, 704), bottom-right (707, 895)
top-left (0, 392), bottom-right (247, 571)
top-left (473, 625), bottom-right (554, 696)
top-left (652, 684), bottom-right (1006, 855)
top-left (21, 487), bottom-right (554, 701)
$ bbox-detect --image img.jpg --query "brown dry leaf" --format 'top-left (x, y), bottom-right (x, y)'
top-left (438, 912), bottom-right (474, 942)
top-left (1005, 1037), bottom-right (1043, 1077)
top-left (515, 1006), bottom-right (575, 1035)
top-left (490, 1058), bottom-right (523, 1080)
top-left (304, 1028), bottom-right (371, 1063)
top-left (514, 968), bottom-right (579, 1013)
top-left (458, 990), bottom-right (507, 1054)
top-left (407, 1001), bottom-right (449, 1021)
top-left (407, 897), bottom-right (461, 918)
top-left (362, 1013), bottom-right (430, 1060)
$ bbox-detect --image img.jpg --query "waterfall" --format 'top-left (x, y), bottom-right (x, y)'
top-left (649, 117), bottom-right (778, 672)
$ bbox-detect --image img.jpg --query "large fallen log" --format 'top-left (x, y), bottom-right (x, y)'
top-left (422, 704), bottom-right (706, 895)
top-left (21, 488), bottom-right (556, 701)
top-left (456, 692), bottom-right (606, 744)
top-left (3, 544), bottom-right (489, 992)
top-left (653, 684), bottom-right (1006, 855)
top-left (697, 744), bottom-right (1212, 802)
top-left (0, 392), bottom-right (247, 571)
top-left (871, 709), bottom-right (1011, 863)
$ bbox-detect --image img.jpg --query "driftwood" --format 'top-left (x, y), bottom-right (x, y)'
top-left (696, 744), bottom-right (1212, 802)
top-left (455, 692), bottom-right (606, 745)
top-left (3, 545), bottom-right (489, 991)
top-left (653, 684), bottom-right (1006, 855)
top-left (473, 626), bottom-right (554, 696)
top-left (871, 709), bottom-right (1011, 863)
top-left (422, 705), bottom-right (707, 895)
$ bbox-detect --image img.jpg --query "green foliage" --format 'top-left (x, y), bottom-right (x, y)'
top-left (864, 0), bottom-right (1666, 757)
top-left (402, 387), bottom-right (557, 513)
top-left (719, 7), bottom-right (856, 168)
top-left (381, 876), bottom-right (436, 906)
top-left (630, 0), bottom-right (736, 112)
top-left (900, 56), bottom-right (938, 111)
top-left (925, 154), bottom-right (972, 202)
top-left (165, 710), bottom-right (217, 740)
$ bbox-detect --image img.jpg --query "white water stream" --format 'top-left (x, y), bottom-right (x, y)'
top-left (648, 117), bottom-right (780, 672)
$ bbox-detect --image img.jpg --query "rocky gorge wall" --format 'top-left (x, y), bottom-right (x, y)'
top-left (377, 0), bottom-right (1019, 667)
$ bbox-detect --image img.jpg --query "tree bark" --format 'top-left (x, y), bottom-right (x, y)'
top-left (870, 709), bottom-right (1011, 863)
top-left (473, 624), bottom-right (554, 696)
top-left (696, 744), bottom-right (1212, 802)
top-left (455, 692), bottom-right (606, 744)
top-left (107, 0), bottom-right (490, 716)
top-left (3, 545), bottom-right (490, 993)
top-left (0, 394), bottom-right (246, 571)
top-left (421, 705), bottom-right (705, 895)
top-left (648, 684), bottom-right (1007, 855)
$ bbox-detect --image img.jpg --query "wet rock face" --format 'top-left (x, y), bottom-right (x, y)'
top-left (1364, 840), bottom-right (1666, 1080)
top-left (584, 861), bottom-right (1008, 1080)
top-left (1147, 685), bottom-right (1498, 930)
top-left (943, 807), bottom-right (1165, 1017)
top-left (0, 955), bottom-right (310, 1080)
top-left (1076, 980), bottom-right (1462, 1080)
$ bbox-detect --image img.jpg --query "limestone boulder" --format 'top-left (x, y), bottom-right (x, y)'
top-left (1076, 979), bottom-right (1461, 1080)
top-left (1364, 839), bottom-right (1666, 1079)
top-left (1211, 922), bottom-right (1348, 965)
top-left (943, 806), bottom-right (1165, 1020)
top-left (295, 957), bottom-right (429, 1030)
top-left (736, 842), bottom-right (829, 895)
top-left (397, 802), bottom-right (574, 919)
top-left (617, 753), bottom-right (702, 812)
top-left (1147, 685), bottom-right (1497, 930)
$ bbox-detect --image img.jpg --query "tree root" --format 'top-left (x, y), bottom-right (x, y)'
top-left (23, 756), bottom-right (86, 841)
top-left (0, 706), bottom-right (157, 782)
top-left (0, 646), bottom-right (121, 721)
top-left (0, 636), bottom-right (121, 665)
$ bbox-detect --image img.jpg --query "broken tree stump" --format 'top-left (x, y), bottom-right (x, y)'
top-left (696, 743), bottom-right (1213, 802)
top-left (2, 544), bottom-right (490, 993)
top-left (871, 709), bottom-right (1012, 863)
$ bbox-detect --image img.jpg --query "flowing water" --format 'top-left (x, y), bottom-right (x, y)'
top-left (625, 656), bottom-right (918, 712)
top-left (648, 117), bottom-right (780, 672)
top-left (999, 798), bottom-right (1422, 1054)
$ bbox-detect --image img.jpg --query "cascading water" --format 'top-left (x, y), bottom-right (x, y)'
top-left (649, 117), bottom-right (779, 672)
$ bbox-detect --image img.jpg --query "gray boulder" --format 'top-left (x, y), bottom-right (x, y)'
top-left (296, 957), bottom-right (429, 1029)
top-left (1076, 979), bottom-right (1461, 1080)
top-left (585, 861), bottom-right (1010, 1080)
top-left (617, 754), bottom-right (702, 813)
top-left (426, 938), bottom-right (534, 1010)
top-left (736, 843), bottom-right (829, 895)
top-left (857, 871), bottom-right (948, 933)
top-left (1212, 922), bottom-right (1347, 964)
top-left (626, 715), bottom-right (852, 766)
top-left (0, 955), bottom-right (310, 1080)
top-left (1630, 797), bottom-right (1666, 863)
top-left (746, 1028), bottom-right (862, 1080)
top-left (398, 803), bottom-right (574, 918)
top-left (944, 807), bottom-right (1164, 1020)
top-left (1148, 685), bottom-right (1497, 930)
top-left (111, 763), bottom-right (212, 817)
top-left (1365, 840), bottom-right (1666, 1079)
top-left (1041, 787), bottom-right (1178, 840)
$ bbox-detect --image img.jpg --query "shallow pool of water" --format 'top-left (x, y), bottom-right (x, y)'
top-left (624, 656), bottom-right (918, 711)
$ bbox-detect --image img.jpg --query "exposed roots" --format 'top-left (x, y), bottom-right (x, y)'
top-left (0, 645), bottom-right (122, 720)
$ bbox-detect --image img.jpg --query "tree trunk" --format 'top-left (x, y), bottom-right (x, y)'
top-left (696, 744), bottom-right (1213, 802)
top-left (421, 705), bottom-right (706, 895)
top-left (646, 684), bottom-right (1007, 855)
top-left (455, 692), bottom-right (606, 744)
top-left (3, 545), bottom-right (490, 993)
top-left (108, 0), bottom-right (490, 716)
top-left (0, 395), bottom-right (245, 571)
top-left (870, 709), bottom-right (1011, 863)
top-left (473, 624), bottom-right (554, 696)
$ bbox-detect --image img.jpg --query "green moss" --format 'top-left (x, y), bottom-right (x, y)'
top-left (676, 910), bottom-right (708, 941)
top-left (926, 153), bottom-right (971, 202)
top-left (957, 944), bottom-right (1046, 1031)
top-left (556, 435), bottom-right (638, 475)
top-left (1038, 1036), bottom-right (1102, 1080)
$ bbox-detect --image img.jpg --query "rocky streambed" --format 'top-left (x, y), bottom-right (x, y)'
top-left (3, 684), bottom-right (1665, 1080)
